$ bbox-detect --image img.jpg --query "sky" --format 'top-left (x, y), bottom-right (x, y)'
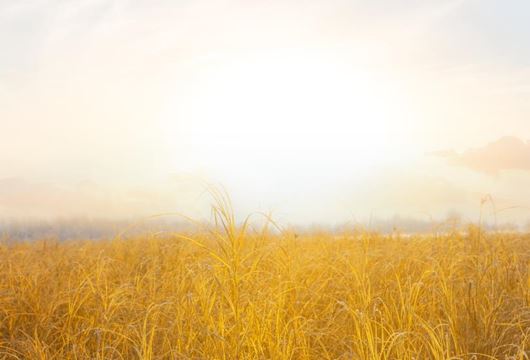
top-left (1, 0), bottom-right (530, 227)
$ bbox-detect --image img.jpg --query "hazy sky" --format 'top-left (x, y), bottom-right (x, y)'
top-left (2, 0), bottom-right (530, 225)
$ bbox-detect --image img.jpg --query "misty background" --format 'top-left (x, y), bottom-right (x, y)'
top-left (2, 0), bottom-right (530, 233)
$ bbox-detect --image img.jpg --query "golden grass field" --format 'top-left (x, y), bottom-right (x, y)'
top-left (0, 200), bottom-right (529, 359)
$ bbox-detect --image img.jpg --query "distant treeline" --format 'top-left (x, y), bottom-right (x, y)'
top-left (0, 218), bottom-right (193, 241)
top-left (0, 215), bottom-right (524, 241)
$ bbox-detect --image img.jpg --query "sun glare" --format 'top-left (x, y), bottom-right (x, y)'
top-left (167, 53), bottom-right (409, 177)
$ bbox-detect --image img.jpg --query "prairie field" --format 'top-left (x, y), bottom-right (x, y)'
top-left (0, 206), bottom-right (529, 360)
top-left (3, 0), bottom-right (530, 359)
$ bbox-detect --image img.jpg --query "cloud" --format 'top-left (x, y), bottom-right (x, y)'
top-left (433, 136), bottom-right (530, 174)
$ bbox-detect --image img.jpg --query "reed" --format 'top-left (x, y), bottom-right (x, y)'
top-left (0, 200), bottom-right (528, 359)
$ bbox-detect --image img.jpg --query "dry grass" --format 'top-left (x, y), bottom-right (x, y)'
top-left (0, 200), bottom-right (529, 359)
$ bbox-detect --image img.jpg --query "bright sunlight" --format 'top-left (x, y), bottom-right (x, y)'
top-left (168, 52), bottom-right (412, 176)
